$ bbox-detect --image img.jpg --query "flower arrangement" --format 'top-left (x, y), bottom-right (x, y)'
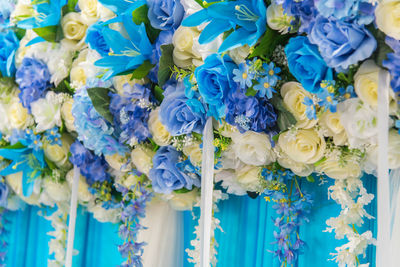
top-left (0, 0), bottom-right (399, 266)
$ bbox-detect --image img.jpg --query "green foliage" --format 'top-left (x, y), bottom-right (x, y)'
top-left (158, 44), bottom-right (174, 86)
top-left (270, 95), bottom-right (297, 131)
top-left (131, 60), bottom-right (155, 80)
top-left (87, 87), bottom-right (114, 123)
top-left (54, 79), bottom-right (74, 94)
top-left (132, 5), bottom-right (160, 43)
top-left (33, 25), bottom-right (63, 43)
top-left (153, 85), bottom-right (164, 102)
top-left (250, 27), bottom-right (291, 60)
top-left (62, 0), bottom-right (78, 14)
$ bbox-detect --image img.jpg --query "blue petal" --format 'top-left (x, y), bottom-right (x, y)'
top-left (198, 19), bottom-right (232, 45)
top-left (182, 9), bottom-right (210, 27)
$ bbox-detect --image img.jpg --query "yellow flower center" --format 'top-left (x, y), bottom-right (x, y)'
top-left (34, 140), bottom-right (38, 145)
top-left (344, 93), bottom-right (350, 99)
top-left (264, 82), bottom-right (270, 88)
top-left (326, 96), bottom-right (332, 103)
top-left (269, 70), bottom-right (274, 76)
top-left (242, 73), bottom-right (248, 80)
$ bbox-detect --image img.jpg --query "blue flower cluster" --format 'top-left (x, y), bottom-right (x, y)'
top-left (109, 84), bottom-right (153, 144)
top-left (72, 88), bottom-right (127, 156)
top-left (16, 58), bottom-right (51, 110)
top-left (149, 146), bottom-right (200, 194)
top-left (69, 141), bottom-right (110, 185)
top-left (383, 37), bottom-right (400, 95)
top-left (159, 82), bottom-right (205, 136)
top-left (147, 0), bottom-right (184, 31)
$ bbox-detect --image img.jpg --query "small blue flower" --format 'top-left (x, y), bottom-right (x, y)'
top-left (44, 127), bottom-right (61, 146)
top-left (303, 96), bottom-right (317, 120)
top-left (233, 63), bottom-right (254, 89)
top-left (182, 0), bottom-right (267, 52)
top-left (263, 62), bottom-right (281, 85)
top-left (24, 130), bottom-right (43, 151)
top-left (338, 85), bottom-right (356, 99)
top-left (254, 77), bottom-right (277, 99)
top-left (317, 89), bottom-right (338, 113)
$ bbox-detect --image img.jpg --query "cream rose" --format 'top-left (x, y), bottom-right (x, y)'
top-left (267, 3), bottom-right (293, 34)
top-left (168, 189), bottom-right (199, 211)
top-left (281, 82), bottom-right (317, 129)
top-left (31, 91), bottom-right (62, 132)
top-left (148, 108), bottom-right (172, 146)
top-left (70, 49), bottom-right (102, 89)
top-left (375, 1), bottom-right (400, 40)
top-left (8, 100), bottom-right (32, 130)
top-left (354, 60), bottom-right (397, 112)
top-left (87, 203), bottom-right (120, 223)
top-left (338, 98), bottom-right (379, 149)
top-left (105, 153), bottom-right (131, 172)
top-left (228, 45), bottom-right (250, 65)
top-left (43, 179), bottom-right (71, 202)
top-left (277, 153), bottom-right (314, 177)
top-left (231, 131), bottom-right (275, 166)
top-left (315, 153), bottom-right (361, 180)
top-left (44, 135), bottom-right (73, 168)
top-left (61, 98), bottom-right (76, 132)
top-left (66, 169), bottom-right (94, 203)
top-left (78, 0), bottom-right (114, 25)
top-left (319, 110), bottom-right (347, 146)
top-left (235, 164), bottom-right (263, 192)
top-left (61, 12), bottom-right (87, 41)
top-left (131, 146), bottom-right (156, 176)
top-left (120, 174), bottom-right (140, 189)
top-left (278, 128), bottom-right (326, 164)
top-left (183, 140), bottom-right (202, 166)
top-left (6, 172), bottom-right (40, 206)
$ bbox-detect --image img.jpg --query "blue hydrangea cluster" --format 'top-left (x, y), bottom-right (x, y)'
top-left (15, 58), bottom-right (51, 110)
top-left (69, 141), bottom-right (110, 185)
top-left (109, 84), bottom-right (153, 144)
top-left (72, 88), bottom-right (127, 156)
top-left (383, 37), bottom-right (400, 95)
top-left (225, 89), bottom-right (277, 133)
top-left (116, 182), bottom-right (153, 267)
top-left (149, 146), bottom-right (201, 194)
top-left (277, 0), bottom-right (317, 33)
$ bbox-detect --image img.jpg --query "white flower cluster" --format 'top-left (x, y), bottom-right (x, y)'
top-left (325, 178), bottom-right (375, 267)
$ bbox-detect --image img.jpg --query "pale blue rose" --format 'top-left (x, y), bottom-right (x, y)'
top-left (308, 16), bottom-right (377, 71)
top-left (147, 0), bottom-right (184, 31)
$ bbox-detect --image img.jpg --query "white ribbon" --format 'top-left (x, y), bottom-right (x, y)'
top-left (199, 117), bottom-right (215, 267)
top-left (376, 70), bottom-right (391, 267)
top-left (65, 165), bottom-right (80, 267)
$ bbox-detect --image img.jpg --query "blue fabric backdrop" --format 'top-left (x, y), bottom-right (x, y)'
top-left (3, 176), bottom-right (376, 267)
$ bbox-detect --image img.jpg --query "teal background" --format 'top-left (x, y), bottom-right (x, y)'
top-left (3, 176), bottom-right (376, 266)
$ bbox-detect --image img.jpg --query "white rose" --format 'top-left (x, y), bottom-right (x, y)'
top-left (319, 110), bottom-right (347, 146)
top-left (61, 98), bottom-right (76, 132)
top-left (277, 152), bottom-right (314, 177)
top-left (5, 172), bottom-right (40, 206)
top-left (0, 103), bottom-right (10, 134)
top-left (105, 153), bottom-right (131, 172)
top-left (235, 164), bottom-right (263, 192)
top-left (70, 49), bottom-right (102, 89)
top-left (78, 0), bottom-right (114, 25)
top-left (267, 3), bottom-right (293, 34)
top-left (44, 135), bottom-right (73, 168)
top-left (338, 98), bottom-right (379, 149)
top-left (354, 60), bottom-right (397, 112)
top-left (168, 189), bottom-right (199, 211)
top-left (228, 45), bottom-right (251, 65)
top-left (31, 92), bottom-right (62, 132)
top-left (375, 1), bottom-right (400, 40)
top-left (66, 169), bottom-right (94, 203)
top-left (315, 153), bottom-right (361, 180)
top-left (180, 0), bottom-right (202, 16)
top-left (278, 128), bottom-right (326, 164)
top-left (148, 108), bottom-right (172, 146)
top-left (87, 202), bottom-right (120, 223)
top-left (61, 12), bottom-right (87, 41)
top-left (183, 140), bottom-right (202, 166)
top-left (8, 99), bottom-right (33, 130)
top-left (43, 179), bottom-right (71, 202)
top-left (364, 130), bottom-right (400, 171)
top-left (131, 146), bottom-right (156, 176)
top-left (281, 82), bottom-right (317, 129)
top-left (112, 75), bottom-right (147, 96)
top-left (231, 131), bottom-right (275, 166)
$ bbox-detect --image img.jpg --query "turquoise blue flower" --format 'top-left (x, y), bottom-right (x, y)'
top-left (182, 0), bottom-right (266, 52)
top-left (303, 96), bottom-right (317, 120)
top-left (95, 13), bottom-right (153, 80)
top-left (17, 0), bottom-right (66, 29)
top-left (233, 63), bottom-right (254, 89)
top-left (254, 77), bottom-right (276, 99)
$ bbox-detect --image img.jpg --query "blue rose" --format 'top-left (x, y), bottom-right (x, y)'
top-left (85, 22), bottom-right (110, 56)
top-left (285, 36), bottom-right (333, 93)
top-left (147, 0), bottom-right (184, 31)
top-left (195, 54), bottom-right (236, 119)
top-left (308, 16), bottom-right (377, 71)
top-left (149, 146), bottom-right (200, 194)
top-left (159, 82), bottom-right (205, 136)
top-left (0, 182), bottom-right (9, 207)
top-left (0, 30), bottom-right (19, 77)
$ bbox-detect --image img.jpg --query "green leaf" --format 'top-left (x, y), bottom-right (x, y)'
top-left (158, 44), bottom-right (174, 86)
top-left (62, 0), bottom-right (78, 14)
top-left (33, 26), bottom-right (57, 42)
top-left (306, 175), bottom-right (315, 183)
top-left (313, 157), bottom-right (326, 167)
top-left (245, 87), bottom-right (257, 97)
top-left (153, 85), bottom-right (164, 102)
top-left (277, 111), bottom-right (296, 131)
top-left (15, 28), bottom-right (26, 40)
top-left (368, 25), bottom-right (394, 68)
top-left (2, 142), bottom-right (25, 149)
top-left (45, 156), bottom-right (57, 170)
top-left (54, 79), bottom-right (74, 94)
top-left (250, 27), bottom-right (291, 60)
top-left (87, 87), bottom-right (114, 123)
top-left (174, 188), bottom-right (190, 194)
top-left (272, 133), bottom-right (281, 142)
top-left (132, 5), bottom-right (150, 25)
top-left (131, 60), bottom-right (155, 80)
